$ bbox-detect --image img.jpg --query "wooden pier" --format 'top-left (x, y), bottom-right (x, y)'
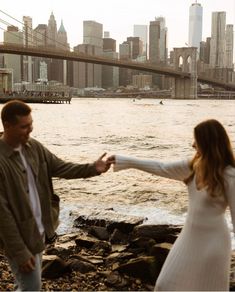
top-left (0, 95), bottom-right (72, 104)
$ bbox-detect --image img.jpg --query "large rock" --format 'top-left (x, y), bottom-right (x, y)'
top-left (88, 226), bottom-right (109, 241)
top-left (75, 235), bottom-right (99, 248)
top-left (67, 259), bottom-right (96, 274)
top-left (105, 271), bottom-right (129, 288)
top-left (73, 209), bottom-right (144, 233)
top-left (133, 224), bottom-right (182, 243)
top-left (42, 255), bottom-right (69, 279)
top-left (114, 256), bottom-right (159, 284)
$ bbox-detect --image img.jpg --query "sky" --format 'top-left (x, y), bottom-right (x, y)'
top-left (0, 0), bottom-right (234, 56)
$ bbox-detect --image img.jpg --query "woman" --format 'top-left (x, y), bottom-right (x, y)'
top-left (107, 119), bottom-right (235, 291)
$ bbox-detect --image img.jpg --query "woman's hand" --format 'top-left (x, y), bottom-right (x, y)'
top-left (106, 155), bottom-right (116, 165)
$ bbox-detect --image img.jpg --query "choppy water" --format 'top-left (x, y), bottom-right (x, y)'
top-left (1, 98), bottom-right (235, 234)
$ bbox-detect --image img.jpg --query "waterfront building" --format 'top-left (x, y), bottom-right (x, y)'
top-left (0, 68), bottom-right (13, 93)
top-left (4, 26), bottom-right (23, 83)
top-left (188, 1), bottom-right (203, 50)
top-left (133, 24), bottom-right (148, 57)
top-left (23, 16), bottom-right (33, 83)
top-left (209, 11), bottom-right (226, 68)
top-left (225, 24), bottom-right (234, 69)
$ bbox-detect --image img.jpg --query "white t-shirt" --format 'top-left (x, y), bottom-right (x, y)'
top-left (15, 145), bottom-right (45, 235)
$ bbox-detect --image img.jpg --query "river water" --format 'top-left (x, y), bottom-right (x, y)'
top-left (1, 98), bottom-right (235, 234)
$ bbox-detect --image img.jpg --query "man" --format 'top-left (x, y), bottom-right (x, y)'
top-left (0, 100), bottom-right (110, 291)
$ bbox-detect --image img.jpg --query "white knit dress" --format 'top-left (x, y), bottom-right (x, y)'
top-left (114, 155), bottom-right (235, 291)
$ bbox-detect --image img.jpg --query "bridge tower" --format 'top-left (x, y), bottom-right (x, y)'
top-left (172, 47), bottom-right (197, 99)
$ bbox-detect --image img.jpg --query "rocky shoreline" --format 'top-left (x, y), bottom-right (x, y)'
top-left (1, 210), bottom-right (235, 291)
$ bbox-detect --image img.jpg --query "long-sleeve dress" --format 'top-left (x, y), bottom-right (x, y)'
top-left (113, 155), bottom-right (235, 291)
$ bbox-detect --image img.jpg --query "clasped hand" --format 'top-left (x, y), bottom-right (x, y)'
top-left (94, 153), bottom-right (116, 174)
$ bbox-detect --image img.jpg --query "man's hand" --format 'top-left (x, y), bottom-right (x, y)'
top-left (19, 256), bottom-right (35, 273)
top-left (94, 153), bottom-right (111, 174)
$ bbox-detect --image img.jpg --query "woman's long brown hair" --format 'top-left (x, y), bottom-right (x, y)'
top-left (185, 119), bottom-right (235, 197)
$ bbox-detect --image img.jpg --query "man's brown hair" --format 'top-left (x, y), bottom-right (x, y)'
top-left (1, 100), bottom-right (32, 124)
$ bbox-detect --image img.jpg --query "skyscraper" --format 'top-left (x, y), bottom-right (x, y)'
top-left (225, 24), bottom-right (234, 69)
top-left (4, 26), bottom-right (23, 83)
top-left (149, 17), bottom-right (168, 89)
top-left (188, 1), bottom-right (203, 49)
top-left (82, 20), bottom-right (103, 87)
top-left (47, 12), bottom-right (65, 83)
top-left (126, 37), bottom-right (143, 59)
top-left (209, 11), bottom-right (226, 68)
top-left (47, 12), bottom-right (57, 47)
top-left (57, 20), bottom-right (69, 50)
top-left (133, 25), bottom-right (148, 57)
top-left (149, 20), bottom-right (160, 63)
top-left (102, 36), bottom-right (119, 89)
top-left (155, 17), bottom-right (168, 63)
top-left (57, 20), bottom-right (69, 84)
top-left (83, 21), bottom-right (103, 48)
top-left (33, 24), bottom-right (48, 82)
top-left (34, 24), bottom-right (48, 47)
top-left (23, 16), bottom-right (33, 83)
top-left (149, 17), bottom-right (167, 64)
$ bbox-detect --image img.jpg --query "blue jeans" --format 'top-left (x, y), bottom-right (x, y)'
top-left (7, 253), bottom-right (42, 291)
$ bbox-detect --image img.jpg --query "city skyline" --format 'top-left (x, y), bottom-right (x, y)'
top-left (0, 0), bottom-right (234, 57)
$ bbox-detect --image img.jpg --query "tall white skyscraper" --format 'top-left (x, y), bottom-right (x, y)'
top-left (210, 11), bottom-right (226, 68)
top-left (133, 25), bottom-right (148, 57)
top-left (188, 1), bottom-right (203, 49)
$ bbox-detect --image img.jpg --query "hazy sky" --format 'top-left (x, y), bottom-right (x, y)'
top-left (0, 0), bottom-right (234, 54)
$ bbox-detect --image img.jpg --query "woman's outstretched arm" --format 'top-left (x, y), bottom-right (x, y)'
top-left (107, 155), bottom-right (191, 182)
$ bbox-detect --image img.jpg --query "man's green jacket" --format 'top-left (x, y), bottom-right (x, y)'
top-left (0, 137), bottom-right (99, 265)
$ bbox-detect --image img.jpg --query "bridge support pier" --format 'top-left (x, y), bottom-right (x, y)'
top-left (172, 47), bottom-right (197, 99)
top-left (172, 77), bottom-right (197, 99)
